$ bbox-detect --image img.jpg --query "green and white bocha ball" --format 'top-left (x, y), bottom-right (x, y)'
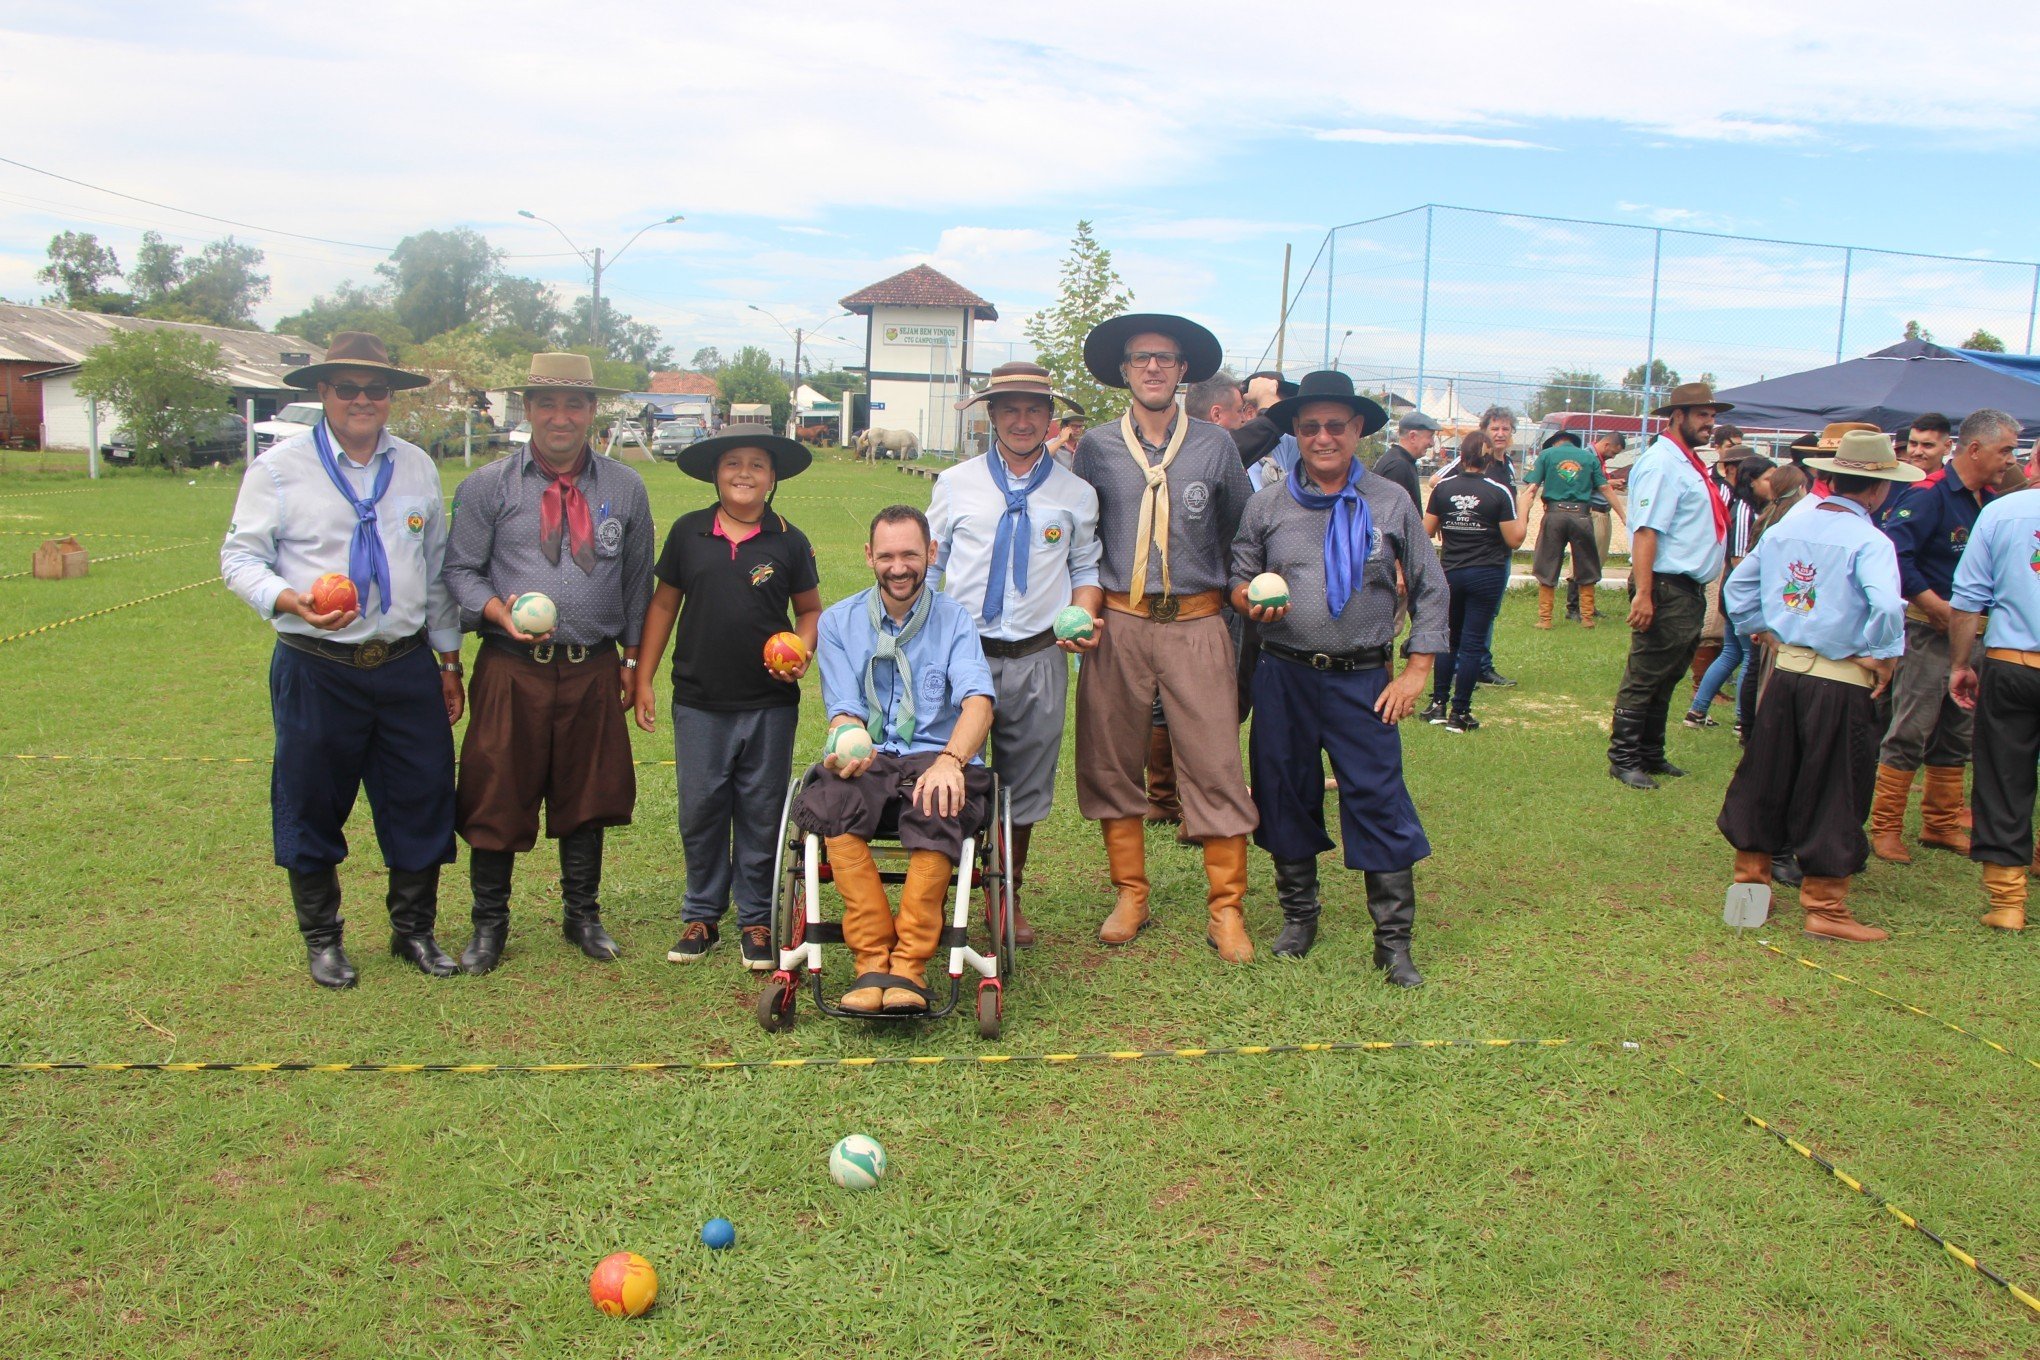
top-left (1246, 573), bottom-right (1290, 610)
top-left (829, 1134), bottom-right (888, 1189)
top-left (1052, 605), bottom-right (1095, 643)
top-left (509, 591), bottom-right (558, 635)
top-left (826, 724), bottom-right (875, 763)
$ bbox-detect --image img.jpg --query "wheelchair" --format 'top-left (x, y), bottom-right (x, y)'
top-left (755, 763), bottom-right (1016, 1038)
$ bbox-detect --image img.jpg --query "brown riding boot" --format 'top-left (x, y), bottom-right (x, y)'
top-left (825, 834), bottom-right (895, 1013)
top-left (1919, 766), bottom-right (1972, 854)
top-left (1202, 834), bottom-right (1254, 964)
top-left (1535, 585), bottom-right (1555, 630)
top-left (1146, 724), bottom-right (1181, 824)
top-left (1799, 875), bottom-right (1888, 943)
top-left (1579, 584), bottom-right (1598, 628)
top-left (1733, 850), bottom-right (1774, 885)
top-left (1099, 817), bottom-right (1152, 944)
top-left (1981, 862), bottom-right (2028, 932)
top-left (1689, 641), bottom-right (1722, 695)
top-left (1005, 822), bottom-right (1037, 947)
top-left (1868, 764), bottom-right (1916, 864)
top-left (884, 850), bottom-right (953, 1012)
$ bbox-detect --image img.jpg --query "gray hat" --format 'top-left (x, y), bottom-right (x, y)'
top-left (1398, 410), bottom-right (1440, 433)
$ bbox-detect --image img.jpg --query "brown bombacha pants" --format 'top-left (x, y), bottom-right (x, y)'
top-left (456, 644), bottom-right (636, 852)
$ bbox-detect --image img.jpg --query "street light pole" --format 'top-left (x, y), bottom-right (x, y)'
top-left (749, 305), bottom-right (850, 431)
top-left (516, 210), bottom-right (682, 353)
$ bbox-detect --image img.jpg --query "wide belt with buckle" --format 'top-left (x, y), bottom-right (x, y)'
top-left (1104, 589), bottom-right (1222, 623)
top-left (1774, 643), bottom-right (1875, 688)
top-left (278, 630), bottom-right (425, 669)
top-left (485, 634), bottom-right (616, 665)
top-left (980, 628), bottom-right (1057, 659)
top-left (1263, 641), bottom-right (1389, 672)
top-left (1985, 647), bottom-right (2040, 670)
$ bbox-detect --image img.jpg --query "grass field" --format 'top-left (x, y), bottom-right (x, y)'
top-left (0, 447), bottom-right (2033, 1358)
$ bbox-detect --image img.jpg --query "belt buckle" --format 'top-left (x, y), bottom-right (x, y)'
top-left (1310, 652), bottom-right (1332, 670)
top-left (567, 644), bottom-right (589, 664)
top-left (356, 639), bottom-right (390, 669)
top-left (1149, 594), bottom-right (1179, 623)
top-left (532, 642), bottom-right (555, 664)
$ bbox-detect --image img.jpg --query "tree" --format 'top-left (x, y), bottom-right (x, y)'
top-left (1024, 220), bottom-right (1134, 423)
top-left (378, 229), bottom-right (502, 343)
top-left (162, 237), bottom-right (269, 328)
top-left (567, 295), bottom-right (673, 371)
top-left (716, 344), bottom-right (792, 429)
top-left (805, 363), bottom-right (865, 400)
top-left (74, 329), bottom-right (230, 469)
top-left (690, 346), bottom-right (725, 374)
top-left (38, 231), bottom-right (131, 313)
top-left (1527, 369), bottom-right (1611, 420)
top-left (275, 281), bottom-right (412, 349)
top-left (129, 232), bottom-right (186, 309)
top-left (386, 327), bottom-right (521, 456)
top-left (1962, 328), bottom-right (2007, 353)
top-left (1904, 319), bottom-right (1933, 342)
top-left (485, 275), bottom-right (565, 345)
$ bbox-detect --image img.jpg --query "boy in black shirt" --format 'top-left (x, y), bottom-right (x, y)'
top-left (634, 424), bottom-right (822, 968)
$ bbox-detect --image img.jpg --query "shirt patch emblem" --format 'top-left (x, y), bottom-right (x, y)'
top-left (1042, 524), bottom-right (1063, 544)
top-left (750, 563), bottom-right (776, 588)
top-left (2029, 530), bottom-right (2040, 574)
top-left (1558, 459), bottom-right (1583, 477)
top-left (1895, 508), bottom-right (1913, 519)
top-left (595, 516), bottom-right (625, 555)
top-left (1783, 559), bottom-right (1818, 614)
top-left (919, 669), bottom-right (947, 704)
top-left (405, 509), bottom-right (425, 537)
top-left (1182, 481), bottom-right (1211, 518)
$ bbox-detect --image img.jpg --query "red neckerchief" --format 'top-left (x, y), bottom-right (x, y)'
top-left (537, 448), bottom-right (596, 573)
top-left (1666, 431), bottom-right (1728, 542)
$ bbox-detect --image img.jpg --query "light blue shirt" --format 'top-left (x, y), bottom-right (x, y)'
top-left (1247, 433), bottom-right (1300, 492)
top-left (1628, 435), bottom-right (1726, 583)
top-left (927, 447), bottom-right (1102, 641)
top-left (220, 426), bottom-right (460, 652)
top-left (818, 587), bottom-right (996, 758)
top-left (1950, 490), bottom-right (2040, 652)
top-left (1723, 496), bottom-right (1904, 661)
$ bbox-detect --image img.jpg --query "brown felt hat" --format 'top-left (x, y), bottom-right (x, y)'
top-left (1650, 381), bottom-right (1734, 416)
top-left (956, 360), bottom-right (1083, 414)
top-left (285, 331), bottom-right (430, 392)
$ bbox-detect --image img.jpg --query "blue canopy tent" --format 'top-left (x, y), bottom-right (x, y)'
top-left (1712, 339), bottom-right (2040, 440)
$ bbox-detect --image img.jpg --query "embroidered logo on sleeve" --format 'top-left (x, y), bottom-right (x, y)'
top-left (2029, 529), bottom-right (2040, 574)
top-left (1783, 560), bottom-right (1818, 613)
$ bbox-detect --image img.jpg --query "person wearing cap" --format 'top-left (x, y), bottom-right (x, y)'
top-left (220, 332), bottom-right (466, 988)
top-left (1071, 313), bottom-right (1260, 962)
top-left (1230, 370), bottom-right (1448, 977)
top-left (1521, 429), bottom-right (1607, 629)
top-left (1048, 412), bottom-right (1088, 468)
top-left (1716, 431), bottom-right (1918, 942)
top-left (441, 354), bottom-right (656, 974)
top-left (633, 423), bottom-right (821, 969)
top-left (1606, 382), bottom-right (1734, 790)
top-left (1372, 410), bottom-right (1436, 514)
top-left (928, 362), bottom-right (1103, 947)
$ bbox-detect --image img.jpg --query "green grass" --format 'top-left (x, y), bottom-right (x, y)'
top-left (0, 450), bottom-right (2034, 1357)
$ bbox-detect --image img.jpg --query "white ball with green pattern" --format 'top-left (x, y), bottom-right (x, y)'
top-left (509, 591), bottom-right (557, 635)
top-left (826, 724), bottom-right (875, 763)
top-left (1246, 573), bottom-right (1290, 609)
top-left (829, 1134), bottom-right (888, 1189)
top-left (1052, 605), bottom-right (1095, 642)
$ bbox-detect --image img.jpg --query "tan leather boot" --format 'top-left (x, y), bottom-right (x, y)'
top-left (1145, 725), bottom-right (1181, 824)
top-left (1733, 850), bottom-right (1774, 884)
top-left (1689, 641), bottom-right (1722, 695)
top-left (1800, 875), bottom-right (1887, 943)
top-left (884, 850), bottom-right (953, 1012)
top-left (1919, 766), bottom-right (1972, 854)
top-left (1869, 764), bottom-right (1916, 864)
top-left (825, 834), bottom-right (895, 1012)
top-left (1579, 584), bottom-right (1597, 628)
top-left (1099, 818), bottom-right (1152, 944)
top-left (1535, 585), bottom-right (1555, 629)
top-left (1981, 862), bottom-right (2027, 932)
top-left (1202, 834), bottom-right (1254, 963)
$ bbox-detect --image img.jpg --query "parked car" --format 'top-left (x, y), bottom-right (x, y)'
top-left (652, 418), bottom-right (708, 460)
top-left (251, 401), bottom-right (323, 452)
top-left (102, 413), bottom-right (249, 467)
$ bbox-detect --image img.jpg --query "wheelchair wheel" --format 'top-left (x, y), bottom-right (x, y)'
top-left (976, 982), bottom-right (1002, 1040)
top-left (757, 979), bottom-right (797, 1032)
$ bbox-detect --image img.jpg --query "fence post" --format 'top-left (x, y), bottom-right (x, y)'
top-left (1415, 205), bottom-right (1433, 423)
top-left (86, 397), bottom-right (99, 480)
top-left (1644, 228), bottom-right (1663, 415)
top-left (2028, 263), bottom-right (2038, 355)
top-left (1322, 230), bottom-right (1336, 368)
top-left (1836, 247), bottom-right (1853, 363)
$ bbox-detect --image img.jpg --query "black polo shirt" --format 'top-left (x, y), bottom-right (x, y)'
top-left (654, 507), bottom-right (820, 711)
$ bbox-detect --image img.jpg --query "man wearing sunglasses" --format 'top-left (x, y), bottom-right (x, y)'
top-left (1071, 313), bottom-right (1260, 963)
top-left (221, 331), bottom-right (466, 989)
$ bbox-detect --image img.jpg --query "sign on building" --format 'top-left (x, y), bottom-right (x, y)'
top-left (882, 324), bottom-right (960, 347)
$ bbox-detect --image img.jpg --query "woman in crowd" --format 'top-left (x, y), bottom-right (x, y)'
top-left (1420, 432), bottom-right (1525, 733)
top-left (1685, 454), bottom-right (1775, 736)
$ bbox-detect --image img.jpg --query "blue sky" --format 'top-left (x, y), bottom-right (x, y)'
top-left (4, 0), bottom-right (2036, 394)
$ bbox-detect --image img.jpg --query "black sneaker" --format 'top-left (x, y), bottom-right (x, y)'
top-left (1445, 710), bottom-right (1480, 733)
top-left (1478, 668), bottom-right (1516, 688)
top-left (740, 925), bottom-right (775, 971)
top-left (667, 921), bottom-right (717, 963)
top-left (1420, 698), bottom-right (1449, 724)
top-left (1682, 710), bottom-right (1718, 730)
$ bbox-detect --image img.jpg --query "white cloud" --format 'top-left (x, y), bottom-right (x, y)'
top-left (1316, 129), bottom-right (1551, 151)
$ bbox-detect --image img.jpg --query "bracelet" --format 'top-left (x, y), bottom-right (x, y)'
top-left (936, 749), bottom-right (965, 769)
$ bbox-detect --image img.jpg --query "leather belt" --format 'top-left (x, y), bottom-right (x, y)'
top-left (1104, 589), bottom-right (1222, 623)
top-left (1654, 574), bottom-right (1705, 596)
top-left (1544, 499), bottom-right (1593, 511)
top-left (278, 630), bottom-right (425, 670)
top-left (980, 628), bottom-right (1057, 659)
top-left (1774, 643), bottom-right (1875, 688)
top-left (1985, 647), bottom-right (2040, 670)
top-left (1263, 641), bottom-right (1389, 672)
top-left (485, 634), bottom-right (616, 665)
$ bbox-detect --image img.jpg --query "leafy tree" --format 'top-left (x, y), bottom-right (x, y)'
top-left (1527, 369), bottom-right (1611, 420)
top-left (386, 328), bottom-right (521, 456)
top-left (485, 276), bottom-right (565, 345)
top-left (378, 229), bottom-right (502, 343)
top-left (716, 344), bottom-right (792, 428)
top-left (74, 329), bottom-right (230, 469)
top-left (690, 346), bottom-right (725, 374)
top-left (129, 232), bottom-right (186, 309)
top-left (1024, 220), bottom-right (1133, 423)
top-left (167, 237), bottom-right (269, 328)
top-left (38, 231), bottom-right (131, 313)
top-left (561, 344), bottom-right (647, 393)
top-left (567, 295), bottom-right (673, 370)
top-left (1904, 319), bottom-right (1933, 342)
top-left (276, 281), bottom-right (412, 348)
top-left (804, 363), bottom-right (865, 400)
top-left (1962, 328), bottom-right (2007, 353)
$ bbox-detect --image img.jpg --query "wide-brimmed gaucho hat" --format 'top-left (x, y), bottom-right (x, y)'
top-left (1264, 369), bottom-right (1390, 439)
top-left (955, 360), bottom-right (1083, 414)
top-left (1650, 381), bottom-right (1735, 416)
top-left (1082, 313), bottom-right (1223, 389)
top-left (1804, 430), bottom-right (1926, 483)
top-left (497, 351), bottom-right (631, 398)
top-left (285, 331), bottom-right (430, 392)
top-left (677, 421), bottom-right (812, 483)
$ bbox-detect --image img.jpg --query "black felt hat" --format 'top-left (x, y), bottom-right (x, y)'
top-left (1082, 313), bottom-right (1223, 389)
top-left (677, 422), bottom-right (812, 483)
top-left (1263, 369), bottom-right (1390, 439)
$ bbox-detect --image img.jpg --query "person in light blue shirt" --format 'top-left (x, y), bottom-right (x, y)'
top-left (794, 505), bottom-right (996, 1016)
top-left (1715, 430), bottom-right (1921, 944)
top-left (1946, 486), bottom-right (2040, 933)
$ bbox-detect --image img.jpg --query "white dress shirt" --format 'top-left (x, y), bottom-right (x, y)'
top-left (928, 444), bottom-right (1103, 641)
top-left (220, 425), bottom-right (461, 651)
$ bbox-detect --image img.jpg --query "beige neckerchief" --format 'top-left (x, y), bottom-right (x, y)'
top-left (1121, 406), bottom-right (1189, 599)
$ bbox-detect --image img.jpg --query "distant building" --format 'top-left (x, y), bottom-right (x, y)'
top-left (839, 265), bottom-right (996, 457)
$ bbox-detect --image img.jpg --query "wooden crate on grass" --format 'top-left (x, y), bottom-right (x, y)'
top-left (31, 536), bottom-right (88, 580)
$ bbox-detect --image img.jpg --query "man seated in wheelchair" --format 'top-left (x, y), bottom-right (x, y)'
top-left (795, 504), bottom-right (997, 1014)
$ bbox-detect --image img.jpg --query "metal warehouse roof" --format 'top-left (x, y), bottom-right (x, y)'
top-left (0, 302), bottom-right (322, 392)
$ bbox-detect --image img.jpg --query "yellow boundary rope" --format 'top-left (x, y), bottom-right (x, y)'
top-left (0, 540), bottom-right (207, 582)
top-left (0, 578), bottom-right (220, 645)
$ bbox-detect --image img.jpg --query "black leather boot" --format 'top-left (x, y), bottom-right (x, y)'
top-left (560, 828), bottom-right (621, 961)
top-left (1608, 707), bottom-right (1658, 790)
top-left (460, 849), bottom-right (515, 976)
top-left (387, 866), bottom-right (458, 977)
top-left (288, 867), bottom-right (356, 989)
top-left (1271, 858), bottom-right (1321, 959)
top-left (1642, 701), bottom-right (1687, 778)
top-left (1364, 869), bottom-right (1424, 988)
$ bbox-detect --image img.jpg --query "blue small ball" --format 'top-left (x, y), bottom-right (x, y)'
top-left (700, 1217), bottom-right (736, 1250)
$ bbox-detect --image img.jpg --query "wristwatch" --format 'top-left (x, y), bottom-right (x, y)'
top-left (623, 658), bottom-right (638, 670)
top-left (439, 660), bottom-right (464, 676)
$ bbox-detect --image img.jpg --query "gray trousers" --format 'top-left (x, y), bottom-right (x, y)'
top-left (1878, 618), bottom-right (1972, 770)
top-left (988, 647), bottom-right (1069, 826)
top-left (675, 703), bottom-right (799, 926)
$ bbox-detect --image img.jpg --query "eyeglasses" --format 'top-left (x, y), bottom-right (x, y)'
top-left (1297, 419), bottom-right (1354, 438)
top-left (1123, 351), bottom-right (1185, 370)
top-left (329, 382), bottom-right (392, 401)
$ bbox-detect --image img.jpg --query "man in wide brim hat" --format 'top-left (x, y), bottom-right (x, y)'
top-left (1082, 312), bottom-right (1224, 389)
top-left (1263, 370), bottom-right (1390, 440)
top-left (1649, 381), bottom-right (1735, 418)
top-left (1802, 431), bottom-right (1925, 486)
top-left (677, 421), bottom-right (813, 483)
top-left (284, 330), bottom-right (431, 392)
top-left (956, 360), bottom-right (1083, 415)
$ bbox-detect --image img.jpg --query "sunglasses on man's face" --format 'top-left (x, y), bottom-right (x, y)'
top-left (1297, 419), bottom-right (1355, 438)
top-left (329, 382), bottom-right (392, 402)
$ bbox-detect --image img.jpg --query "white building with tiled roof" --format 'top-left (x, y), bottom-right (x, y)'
top-left (840, 265), bottom-right (996, 457)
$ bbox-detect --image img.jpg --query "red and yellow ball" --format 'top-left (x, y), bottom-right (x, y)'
top-left (588, 1251), bottom-right (659, 1318)
top-left (763, 631), bottom-right (808, 679)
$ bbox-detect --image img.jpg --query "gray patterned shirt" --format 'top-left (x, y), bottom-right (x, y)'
top-left (1073, 415), bottom-right (1254, 595)
top-left (1231, 467), bottom-right (1450, 655)
top-left (445, 447), bottom-right (656, 646)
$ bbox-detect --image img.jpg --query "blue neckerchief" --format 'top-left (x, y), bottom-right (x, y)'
top-left (312, 419), bottom-right (394, 614)
top-left (981, 445), bottom-right (1054, 625)
top-left (1286, 458), bottom-right (1371, 618)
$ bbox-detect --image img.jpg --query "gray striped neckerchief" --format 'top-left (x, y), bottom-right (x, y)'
top-left (864, 584), bottom-right (934, 745)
